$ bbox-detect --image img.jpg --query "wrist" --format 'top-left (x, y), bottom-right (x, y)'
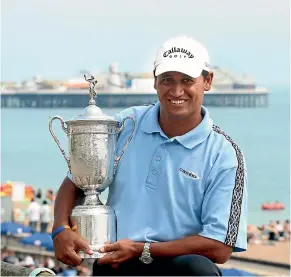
top-left (133, 242), bottom-right (145, 257)
top-left (139, 242), bottom-right (153, 264)
top-left (52, 221), bottom-right (69, 232)
top-left (51, 225), bottom-right (71, 240)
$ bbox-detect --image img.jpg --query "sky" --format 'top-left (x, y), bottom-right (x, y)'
top-left (1, 0), bottom-right (290, 87)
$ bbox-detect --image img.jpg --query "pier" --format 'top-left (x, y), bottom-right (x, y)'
top-left (203, 92), bottom-right (269, 108)
top-left (1, 91), bottom-right (269, 108)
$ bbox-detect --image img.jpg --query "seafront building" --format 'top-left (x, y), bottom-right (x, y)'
top-left (1, 64), bottom-right (269, 108)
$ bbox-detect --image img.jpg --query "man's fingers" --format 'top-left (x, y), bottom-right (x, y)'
top-left (97, 253), bottom-right (117, 265)
top-left (55, 248), bottom-right (83, 267)
top-left (99, 242), bottom-right (120, 253)
top-left (75, 237), bottom-right (94, 255)
top-left (64, 251), bottom-right (83, 267)
top-left (111, 263), bottom-right (120, 269)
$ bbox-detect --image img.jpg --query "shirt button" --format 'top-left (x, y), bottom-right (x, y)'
top-left (156, 156), bottom-right (161, 161)
top-left (161, 144), bottom-right (166, 148)
top-left (152, 169), bottom-right (157, 175)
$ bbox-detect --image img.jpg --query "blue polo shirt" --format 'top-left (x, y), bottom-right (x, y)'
top-left (68, 102), bottom-right (248, 252)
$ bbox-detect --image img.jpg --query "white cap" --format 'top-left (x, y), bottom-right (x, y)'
top-left (22, 256), bottom-right (35, 266)
top-left (154, 35), bottom-right (211, 78)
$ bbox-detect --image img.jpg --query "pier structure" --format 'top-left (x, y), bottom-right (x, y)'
top-left (1, 91), bottom-right (269, 109)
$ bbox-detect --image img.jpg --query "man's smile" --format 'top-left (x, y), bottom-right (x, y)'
top-left (168, 99), bottom-right (188, 105)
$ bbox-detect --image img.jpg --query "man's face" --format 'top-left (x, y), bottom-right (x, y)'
top-left (154, 71), bottom-right (213, 120)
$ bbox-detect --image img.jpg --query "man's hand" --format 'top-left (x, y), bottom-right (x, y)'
top-left (53, 229), bottom-right (93, 267)
top-left (97, 239), bottom-right (142, 266)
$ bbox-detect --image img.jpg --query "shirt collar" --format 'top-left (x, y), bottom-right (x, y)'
top-left (140, 102), bottom-right (213, 149)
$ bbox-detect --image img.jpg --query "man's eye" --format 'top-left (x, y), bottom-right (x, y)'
top-left (183, 78), bottom-right (194, 84)
top-left (161, 77), bottom-right (172, 83)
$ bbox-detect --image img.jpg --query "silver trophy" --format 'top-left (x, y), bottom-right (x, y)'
top-left (49, 75), bottom-right (136, 259)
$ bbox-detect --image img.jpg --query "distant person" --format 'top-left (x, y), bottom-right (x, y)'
top-left (52, 35), bottom-right (248, 276)
top-left (46, 189), bottom-right (55, 204)
top-left (21, 255), bottom-right (35, 270)
top-left (40, 200), bottom-right (51, 233)
top-left (284, 219), bottom-right (290, 240)
top-left (2, 249), bottom-right (20, 265)
top-left (43, 257), bottom-right (55, 270)
top-left (124, 73), bottom-right (132, 88)
top-left (268, 220), bottom-right (279, 242)
top-left (36, 188), bottom-right (42, 199)
top-left (76, 265), bottom-right (90, 276)
top-left (275, 220), bottom-right (284, 240)
top-left (26, 198), bottom-right (41, 231)
top-left (51, 261), bottom-right (64, 275)
top-left (63, 266), bottom-right (77, 276)
top-left (36, 188), bottom-right (42, 204)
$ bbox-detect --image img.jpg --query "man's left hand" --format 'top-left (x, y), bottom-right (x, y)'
top-left (97, 239), bottom-right (141, 265)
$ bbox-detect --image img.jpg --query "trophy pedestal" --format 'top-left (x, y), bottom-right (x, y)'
top-left (71, 198), bottom-right (116, 259)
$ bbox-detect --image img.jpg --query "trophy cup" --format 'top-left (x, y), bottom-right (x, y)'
top-left (49, 75), bottom-right (136, 259)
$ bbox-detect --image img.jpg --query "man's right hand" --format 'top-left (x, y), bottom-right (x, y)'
top-left (53, 228), bottom-right (93, 267)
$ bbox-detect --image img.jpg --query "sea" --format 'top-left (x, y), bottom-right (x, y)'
top-left (1, 89), bottom-right (290, 226)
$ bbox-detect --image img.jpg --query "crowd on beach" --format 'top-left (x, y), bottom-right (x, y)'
top-left (2, 188), bottom-right (92, 275)
top-left (247, 219), bottom-right (290, 245)
top-left (21, 189), bottom-right (55, 233)
top-left (1, 248), bottom-right (91, 276)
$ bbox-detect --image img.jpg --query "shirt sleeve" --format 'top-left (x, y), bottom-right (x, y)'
top-left (199, 165), bottom-right (248, 252)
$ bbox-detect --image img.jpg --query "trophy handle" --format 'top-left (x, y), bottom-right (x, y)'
top-left (49, 116), bottom-right (71, 173)
top-left (114, 116), bottom-right (136, 173)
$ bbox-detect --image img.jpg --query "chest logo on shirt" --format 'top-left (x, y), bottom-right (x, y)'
top-left (179, 168), bottom-right (200, 180)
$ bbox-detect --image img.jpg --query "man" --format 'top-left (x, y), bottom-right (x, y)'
top-left (26, 197), bottom-right (41, 232)
top-left (52, 35), bottom-right (248, 276)
top-left (40, 200), bottom-right (51, 233)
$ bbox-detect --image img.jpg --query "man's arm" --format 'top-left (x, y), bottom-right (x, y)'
top-left (136, 235), bottom-right (232, 263)
top-left (52, 176), bottom-right (83, 230)
top-left (100, 235), bottom-right (232, 265)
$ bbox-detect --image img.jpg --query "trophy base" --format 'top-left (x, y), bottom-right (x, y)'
top-left (78, 250), bottom-right (106, 259)
top-left (71, 204), bottom-right (117, 260)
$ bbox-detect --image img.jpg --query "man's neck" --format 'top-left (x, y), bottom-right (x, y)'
top-left (158, 110), bottom-right (203, 138)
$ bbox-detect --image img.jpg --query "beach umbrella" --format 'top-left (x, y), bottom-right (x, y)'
top-left (20, 232), bottom-right (53, 249)
top-left (45, 244), bottom-right (55, 251)
top-left (1, 221), bottom-right (33, 235)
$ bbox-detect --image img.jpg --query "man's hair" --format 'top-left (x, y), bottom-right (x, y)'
top-left (201, 70), bottom-right (209, 80)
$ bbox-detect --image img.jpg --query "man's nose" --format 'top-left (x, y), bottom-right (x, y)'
top-left (169, 83), bottom-right (184, 97)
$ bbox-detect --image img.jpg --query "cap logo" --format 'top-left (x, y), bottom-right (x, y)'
top-left (163, 47), bottom-right (194, 58)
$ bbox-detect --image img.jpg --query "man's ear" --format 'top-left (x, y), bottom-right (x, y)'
top-left (154, 77), bottom-right (157, 90)
top-left (153, 70), bottom-right (157, 90)
top-left (204, 72), bottom-right (214, 92)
